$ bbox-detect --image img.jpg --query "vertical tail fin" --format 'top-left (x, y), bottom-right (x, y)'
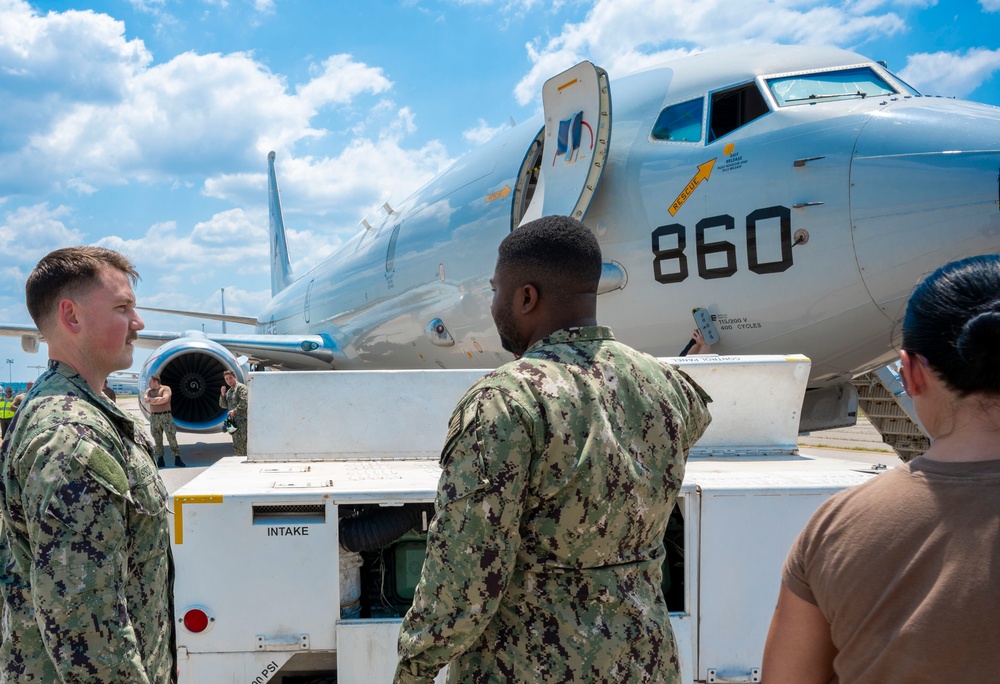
top-left (268, 151), bottom-right (294, 296)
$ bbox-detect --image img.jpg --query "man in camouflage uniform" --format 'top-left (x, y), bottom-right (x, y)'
top-left (0, 246), bottom-right (176, 682)
top-left (143, 374), bottom-right (186, 468)
top-left (219, 369), bottom-right (249, 456)
top-left (395, 216), bottom-right (712, 683)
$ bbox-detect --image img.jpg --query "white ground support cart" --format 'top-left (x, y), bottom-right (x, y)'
top-left (171, 355), bottom-right (880, 683)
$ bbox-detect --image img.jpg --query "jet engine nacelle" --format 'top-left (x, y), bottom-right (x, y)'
top-left (139, 335), bottom-right (247, 434)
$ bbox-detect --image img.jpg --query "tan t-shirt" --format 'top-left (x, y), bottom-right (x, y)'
top-left (783, 456), bottom-right (1000, 683)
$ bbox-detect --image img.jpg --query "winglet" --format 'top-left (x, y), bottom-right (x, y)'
top-left (268, 151), bottom-right (294, 296)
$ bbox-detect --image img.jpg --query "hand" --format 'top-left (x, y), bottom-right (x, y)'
top-left (228, 410), bottom-right (235, 419)
top-left (220, 386), bottom-right (227, 396)
top-left (690, 328), bottom-right (712, 355)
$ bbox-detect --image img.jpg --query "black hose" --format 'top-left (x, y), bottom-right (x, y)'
top-left (339, 504), bottom-right (434, 553)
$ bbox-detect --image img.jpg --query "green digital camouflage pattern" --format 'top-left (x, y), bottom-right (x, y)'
top-left (148, 412), bottom-right (180, 460)
top-left (0, 360), bottom-right (176, 683)
top-left (396, 327), bottom-right (712, 684)
top-left (219, 382), bottom-right (249, 456)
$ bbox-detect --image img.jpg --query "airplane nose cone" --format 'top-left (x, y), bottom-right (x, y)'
top-left (851, 98), bottom-right (1000, 323)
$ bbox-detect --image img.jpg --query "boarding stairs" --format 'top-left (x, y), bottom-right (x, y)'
top-left (851, 366), bottom-right (930, 462)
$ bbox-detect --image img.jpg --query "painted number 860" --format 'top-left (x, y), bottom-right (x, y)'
top-left (651, 205), bottom-right (794, 283)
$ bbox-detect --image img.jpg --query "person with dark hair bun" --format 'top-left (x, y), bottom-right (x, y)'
top-left (901, 255), bottom-right (1000, 396)
top-left (762, 254), bottom-right (1000, 684)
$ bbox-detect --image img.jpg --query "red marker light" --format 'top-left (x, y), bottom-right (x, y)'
top-left (182, 608), bottom-right (210, 633)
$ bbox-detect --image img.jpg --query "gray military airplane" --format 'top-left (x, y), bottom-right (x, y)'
top-left (6, 45), bottom-right (1000, 433)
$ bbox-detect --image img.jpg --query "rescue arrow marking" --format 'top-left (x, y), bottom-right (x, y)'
top-left (669, 158), bottom-right (717, 216)
top-left (174, 494), bottom-right (224, 545)
top-left (486, 185), bottom-right (512, 203)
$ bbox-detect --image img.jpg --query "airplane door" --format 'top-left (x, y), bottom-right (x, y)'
top-left (516, 61), bottom-right (611, 227)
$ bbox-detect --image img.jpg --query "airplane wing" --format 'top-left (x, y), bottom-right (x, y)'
top-left (134, 330), bottom-right (342, 370)
top-left (0, 324), bottom-right (41, 337)
top-left (0, 324), bottom-right (46, 353)
top-left (0, 324), bottom-right (342, 370)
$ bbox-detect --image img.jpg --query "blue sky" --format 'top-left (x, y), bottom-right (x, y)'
top-left (1, 0), bottom-right (999, 383)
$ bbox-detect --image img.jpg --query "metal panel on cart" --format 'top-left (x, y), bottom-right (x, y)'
top-left (173, 491), bottom-right (339, 655)
top-left (694, 471), bottom-right (874, 681)
top-left (670, 355), bottom-right (809, 452)
top-left (247, 369), bottom-right (491, 460)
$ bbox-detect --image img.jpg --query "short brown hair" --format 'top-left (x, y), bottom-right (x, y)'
top-left (26, 247), bottom-right (139, 331)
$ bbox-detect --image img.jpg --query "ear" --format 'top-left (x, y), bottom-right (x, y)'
top-left (518, 283), bottom-right (540, 315)
top-left (899, 350), bottom-right (928, 397)
top-left (57, 298), bottom-right (83, 334)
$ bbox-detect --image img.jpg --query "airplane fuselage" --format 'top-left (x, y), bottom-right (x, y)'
top-left (257, 46), bottom-right (1000, 386)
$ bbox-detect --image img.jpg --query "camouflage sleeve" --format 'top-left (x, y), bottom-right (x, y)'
top-left (666, 365), bottom-right (713, 456)
top-left (395, 386), bottom-right (534, 684)
top-left (235, 384), bottom-right (249, 417)
top-left (20, 427), bottom-right (152, 683)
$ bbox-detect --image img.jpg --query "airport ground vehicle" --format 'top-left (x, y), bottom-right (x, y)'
top-left (171, 355), bottom-right (883, 683)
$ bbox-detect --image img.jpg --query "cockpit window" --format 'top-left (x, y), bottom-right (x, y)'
top-left (709, 82), bottom-right (769, 142)
top-left (766, 67), bottom-right (898, 107)
top-left (652, 98), bottom-right (703, 142)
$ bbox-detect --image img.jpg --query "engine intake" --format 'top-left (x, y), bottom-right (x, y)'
top-left (139, 336), bottom-right (247, 433)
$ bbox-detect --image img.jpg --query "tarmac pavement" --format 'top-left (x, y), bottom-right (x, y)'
top-left (798, 414), bottom-right (904, 468)
top-left (118, 396), bottom-right (235, 494)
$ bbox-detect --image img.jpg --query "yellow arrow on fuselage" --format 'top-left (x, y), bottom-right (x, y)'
top-left (668, 158), bottom-right (717, 216)
top-left (486, 185), bottom-right (512, 203)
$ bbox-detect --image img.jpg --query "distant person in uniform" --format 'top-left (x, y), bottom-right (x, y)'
top-left (11, 381), bottom-right (33, 413)
top-left (763, 254), bottom-right (1000, 683)
top-left (102, 378), bottom-right (117, 403)
top-left (395, 215), bottom-right (713, 683)
top-left (220, 370), bottom-right (249, 456)
top-left (143, 374), bottom-right (185, 468)
top-left (0, 246), bottom-right (176, 682)
top-left (0, 387), bottom-right (15, 437)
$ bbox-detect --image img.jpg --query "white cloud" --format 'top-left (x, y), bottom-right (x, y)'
top-left (14, 50), bottom-right (322, 186)
top-left (126, 0), bottom-right (168, 13)
top-left (0, 3), bottom-right (408, 197)
top-left (0, 1), bottom-right (152, 175)
top-left (512, 0), bottom-right (909, 105)
top-left (899, 48), bottom-right (1000, 97)
top-left (463, 118), bottom-right (511, 145)
top-left (981, 0), bottom-right (1000, 11)
top-left (0, 203), bottom-right (83, 263)
top-left (97, 212), bottom-right (265, 278)
top-left (94, 198), bottom-right (354, 307)
top-left (202, 106), bottom-right (454, 231)
top-left (297, 55), bottom-right (392, 110)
